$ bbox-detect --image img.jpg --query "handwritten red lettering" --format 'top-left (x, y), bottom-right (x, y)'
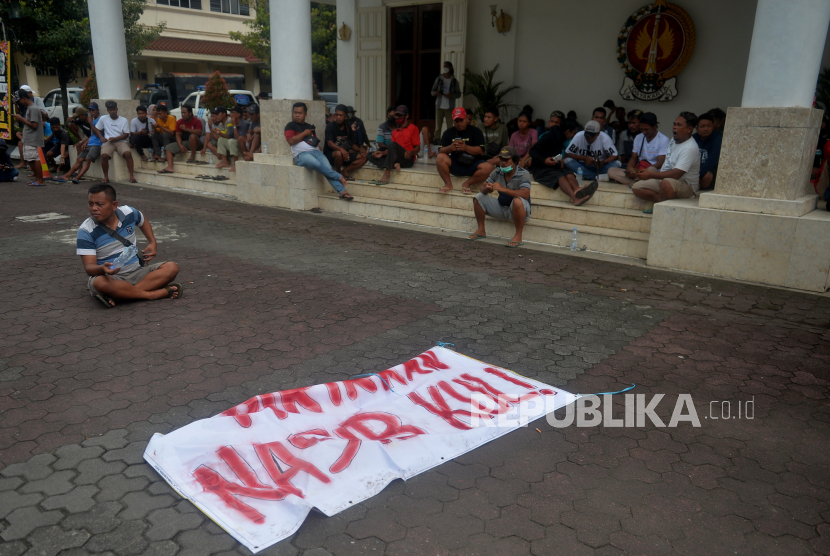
top-left (344, 376), bottom-right (382, 400)
top-left (484, 367), bottom-right (534, 389)
top-left (378, 369), bottom-right (408, 387)
top-left (408, 387), bottom-right (475, 430)
top-left (288, 429), bottom-right (333, 450)
top-left (330, 413), bottom-right (426, 473)
top-left (419, 350), bottom-right (450, 370)
top-left (193, 466), bottom-right (282, 524)
top-left (326, 382), bottom-right (343, 406)
top-left (259, 393), bottom-right (288, 420)
top-left (279, 387), bottom-right (323, 414)
top-left (220, 398), bottom-right (259, 428)
top-left (254, 442), bottom-right (331, 498)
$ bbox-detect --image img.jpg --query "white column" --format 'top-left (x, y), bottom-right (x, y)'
top-left (87, 0), bottom-right (132, 99)
top-left (336, 0), bottom-right (356, 107)
top-left (742, 0), bottom-right (830, 108)
top-left (270, 0), bottom-right (313, 99)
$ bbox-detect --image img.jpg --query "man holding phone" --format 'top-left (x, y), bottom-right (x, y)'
top-left (436, 107), bottom-right (493, 195)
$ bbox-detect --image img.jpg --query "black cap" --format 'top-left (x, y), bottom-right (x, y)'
top-left (211, 106), bottom-right (227, 115)
top-left (394, 105), bottom-right (409, 116)
top-left (231, 105), bottom-right (244, 115)
top-left (247, 104), bottom-right (260, 114)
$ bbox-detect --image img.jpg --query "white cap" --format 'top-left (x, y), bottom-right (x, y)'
top-left (20, 85), bottom-right (33, 93)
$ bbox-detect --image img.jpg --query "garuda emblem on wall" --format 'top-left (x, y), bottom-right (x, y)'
top-left (617, 0), bottom-right (696, 102)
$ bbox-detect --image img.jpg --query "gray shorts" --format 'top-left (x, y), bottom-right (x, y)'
top-left (87, 261), bottom-right (166, 297)
top-left (166, 137), bottom-right (204, 154)
top-left (475, 192), bottom-right (531, 222)
top-left (80, 145), bottom-right (101, 162)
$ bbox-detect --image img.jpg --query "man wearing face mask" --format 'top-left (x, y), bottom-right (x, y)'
top-left (467, 146), bottom-right (531, 249)
top-left (430, 61), bottom-right (461, 143)
top-left (369, 105), bottom-right (420, 184)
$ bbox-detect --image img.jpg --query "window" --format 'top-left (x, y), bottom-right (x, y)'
top-left (43, 92), bottom-right (57, 108)
top-left (156, 0), bottom-right (203, 9)
top-left (210, 0), bottom-right (249, 15)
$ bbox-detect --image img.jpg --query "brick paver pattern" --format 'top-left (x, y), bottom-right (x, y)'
top-left (1, 182), bottom-right (829, 556)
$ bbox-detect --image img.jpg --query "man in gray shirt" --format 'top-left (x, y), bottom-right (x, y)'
top-left (468, 146), bottom-right (531, 248)
top-left (13, 88), bottom-right (45, 186)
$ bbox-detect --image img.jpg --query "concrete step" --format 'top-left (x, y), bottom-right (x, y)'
top-left (133, 167), bottom-right (237, 197)
top-left (348, 165), bottom-right (654, 211)
top-left (133, 155), bottom-right (233, 177)
top-left (341, 180), bottom-right (652, 233)
top-left (318, 193), bottom-right (649, 259)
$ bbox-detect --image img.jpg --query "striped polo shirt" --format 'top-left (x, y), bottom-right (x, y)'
top-left (76, 206), bottom-right (144, 273)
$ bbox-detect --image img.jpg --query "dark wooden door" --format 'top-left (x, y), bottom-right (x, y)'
top-left (390, 4), bottom-right (443, 133)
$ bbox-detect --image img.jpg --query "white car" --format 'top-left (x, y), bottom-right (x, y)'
top-left (42, 87), bottom-right (84, 123)
top-left (169, 90), bottom-right (258, 125)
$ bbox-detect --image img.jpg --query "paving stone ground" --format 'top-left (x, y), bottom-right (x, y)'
top-left (1, 180), bottom-right (829, 556)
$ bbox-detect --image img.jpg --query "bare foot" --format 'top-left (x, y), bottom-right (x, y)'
top-left (215, 161), bottom-right (229, 169)
top-left (438, 184), bottom-right (453, 194)
top-left (394, 163), bottom-right (401, 171)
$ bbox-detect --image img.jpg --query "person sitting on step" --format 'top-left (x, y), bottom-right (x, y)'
top-left (324, 104), bottom-right (367, 180)
top-left (151, 103), bottom-right (176, 163)
top-left (285, 102), bottom-right (353, 200)
top-left (616, 109), bottom-right (643, 166)
top-left (96, 100), bottom-right (137, 184)
top-left (159, 105), bottom-right (204, 174)
top-left (529, 119), bottom-right (598, 206)
top-left (77, 183), bottom-right (182, 308)
top-left (377, 106), bottom-right (397, 147)
top-left (200, 106), bottom-right (231, 162)
top-left (509, 112), bottom-right (538, 169)
top-left (468, 146), bottom-right (531, 249)
top-left (694, 112), bottom-right (722, 191)
top-left (128, 105), bottom-right (156, 162)
top-left (632, 112), bottom-right (701, 208)
top-left (481, 107), bottom-right (509, 162)
top-left (436, 107), bottom-right (493, 195)
top-left (563, 120), bottom-right (620, 181)
top-left (608, 112), bottom-right (668, 186)
top-left (368, 105), bottom-right (420, 185)
top-left (60, 103), bottom-right (102, 184)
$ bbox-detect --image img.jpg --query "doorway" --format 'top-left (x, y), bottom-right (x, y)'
top-left (390, 4), bottom-right (443, 134)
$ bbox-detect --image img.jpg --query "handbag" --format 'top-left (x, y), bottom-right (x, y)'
top-left (98, 222), bottom-right (145, 267)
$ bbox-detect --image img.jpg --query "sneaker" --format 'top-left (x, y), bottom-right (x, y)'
top-left (11, 176), bottom-right (17, 181)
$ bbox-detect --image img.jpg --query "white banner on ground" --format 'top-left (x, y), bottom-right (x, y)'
top-left (144, 347), bottom-right (576, 553)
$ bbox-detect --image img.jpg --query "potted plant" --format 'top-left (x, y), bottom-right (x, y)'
top-left (462, 64), bottom-right (520, 122)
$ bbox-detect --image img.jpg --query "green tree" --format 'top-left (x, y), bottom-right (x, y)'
top-left (203, 71), bottom-right (234, 110)
top-left (230, 1), bottom-right (337, 84)
top-left (4, 0), bottom-right (164, 123)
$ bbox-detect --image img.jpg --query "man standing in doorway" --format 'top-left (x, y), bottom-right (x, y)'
top-left (431, 61), bottom-right (462, 144)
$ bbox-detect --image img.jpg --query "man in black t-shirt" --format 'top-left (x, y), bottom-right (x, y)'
top-left (324, 104), bottom-right (367, 179)
top-left (436, 107), bottom-right (493, 194)
top-left (68, 107), bottom-right (92, 146)
top-left (45, 118), bottom-right (72, 171)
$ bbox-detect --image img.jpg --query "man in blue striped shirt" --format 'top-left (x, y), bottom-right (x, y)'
top-left (76, 183), bottom-right (182, 308)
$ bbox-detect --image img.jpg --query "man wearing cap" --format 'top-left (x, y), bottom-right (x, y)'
top-left (12, 88), bottom-right (45, 186)
top-left (324, 104), bottom-right (367, 178)
top-left (96, 101), bottom-right (136, 184)
top-left (563, 120), bottom-right (620, 182)
top-left (129, 105), bottom-right (156, 162)
top-left (60, 103), bottom-right (103, 183)
top-left (468, 146), bottom-right (531, 248)
top-left (20, 85), bottom-right (48, 120)
top-left (436, 107), bottom-right (492, 194)
top-left (152, 103), bottom-right (177, 164)
top-left (631, 112), bottom-right (700, 207)
top-left (243, 104), bottom-right (262, 160)
top-left (284, 101), bottom-right (353, 200)
top-left (368, 105), bottom-right (420, 184)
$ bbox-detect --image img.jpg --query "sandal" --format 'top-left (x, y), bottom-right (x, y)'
top-left (185, 159), bottom-right (197, 164)
top-left (339, 192), bottom-right (354, 201)
top-left (505, 241), bottom-right (524, 248)
top-left (462, 187), bottom-right (472, 195)
top-left (157, 169), bottom-right (175, 174)
top-left (574, 193), bottom-right (593, 207)
top-left (28, 181), bottom-right (46, 187)
top-left (94, 293), bottom-right (115, 308)
top-left (129, 178), bottom-right (138, 183)
top-left (140, 156), bottom-right (149, 162)
top-left (467, 234), bottom-right (486, 241)
top-left (214, 175), bottom-right (230, 181)
top-left (642, 208), bottom-right (654, 214)
top-left (165, 282), bottom-right (184, 299)
top-left (575, 180), bottom-right (599, 199)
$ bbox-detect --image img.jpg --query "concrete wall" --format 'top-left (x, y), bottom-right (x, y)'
top-left (465, 0), bottom-right (760, 125)
top-left (139, 3), bottom-right (255, 43)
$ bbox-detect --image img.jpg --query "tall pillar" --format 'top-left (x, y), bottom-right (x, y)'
top-left (336, 0), bottom-right (356, 108)
top-left (87, 0), bottom-right (132, 100)
top-left (270, 0), bottom-right (313, 100)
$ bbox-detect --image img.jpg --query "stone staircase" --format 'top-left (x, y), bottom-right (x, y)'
top-left (316, 165), bottom-right (654, 259)
top-left (130, 153), bottom-right (238, 198)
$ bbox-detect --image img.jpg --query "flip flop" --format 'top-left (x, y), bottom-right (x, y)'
top-left (165, 282), bottom-right (184, 299)
top-left (467, 234), bottom-right (486, 241)
top-left (194, 160), bottom-right (209, 165)
top-left (504, 241), bottom-right (524, 248)
top-left (575, 180), bottom-right (599, 199)
top-left (214, 175), bottom-right (230, 181)
top-left (71, 179), bottom-right (80, 184)
top-left (185, 159), bottom-right (197, 164)
top-left (643, 208), bottom-right (654, 214)
top-left (574, 193), bottom-right (593, 207)
top-left (94, 293), bottom-right (115, 308)
top-left (28, 181), bottom-right (46, 187)
top-left (339, 193), bottom-right (354, 201)
top-left (157, 169), bottom-right (175, 174)
top-left (51, 177), bottom-right (68, 183)
top-left (372, 180), bottom-right (389, 185)
top-left (129, 178), bottom-right (138, 183)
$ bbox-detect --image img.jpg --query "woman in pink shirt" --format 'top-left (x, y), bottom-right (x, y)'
top-left (509, 112), bottom-right (538, 168)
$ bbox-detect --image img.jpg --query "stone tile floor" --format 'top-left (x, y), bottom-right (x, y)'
top-left (0, 181), bottom-right (829, 555)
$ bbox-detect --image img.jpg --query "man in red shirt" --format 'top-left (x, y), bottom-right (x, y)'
top-left (159, 105), bottom-right (204, 173)
top-left (368, 105), bottom-right (420, 185)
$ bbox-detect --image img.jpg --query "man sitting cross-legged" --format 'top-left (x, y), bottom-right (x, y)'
top-left (159, 105), bottom-right (204, 173)
top-left (468, 146), bottom-right (531, 249)
top-left (77, 183), bottom-right (182, 308)
top-left (368, 105), bottom-right (420, 184)
top-left (285, 102), bottom-right (354, 200)
top-left (97, 101), bottom-right (137, 183)
top-left (632, 112), bottom-right (701, 209)
top-left (436, 107), bottom-right (493, 195)
top-left (563, 120), bottom-right (620, 181)
top-left (324, 104), bottom-right (367, 179)
top-left (608, 112), bottom-right (669, 186)
top-left (529, 119), bottom-right (598, 206)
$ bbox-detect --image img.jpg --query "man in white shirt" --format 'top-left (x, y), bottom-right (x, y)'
top-left (129, 105), bottom-right (157, 162)
top-left (608, 112), bottom-right (669, 186)
top-left (632, 112), bottom-right (701, 206)
top-left (96, 101), bottom-right (136, 183)
top-left (564, 120), bottom-right (621, 181)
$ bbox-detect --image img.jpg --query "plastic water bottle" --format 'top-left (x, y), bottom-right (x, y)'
top-left (109, 245), bottom-right (137, 271)
top-left (422, 144), bottom-right (428, 163)
top-left (160, 146), bottom-right (165, 158)
top-left (209, 151), bottom-right (214, 165)
top-left (576, 167), bottom-right (584, 186)
top-left (262, 143), bottom-right (268, 155)
top-left (569, 228), bottom-right (578, 252)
